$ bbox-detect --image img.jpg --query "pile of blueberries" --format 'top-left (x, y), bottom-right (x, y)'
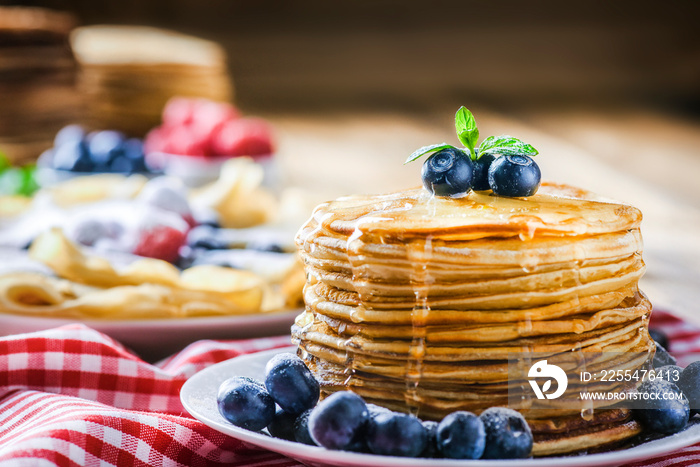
top-left (422, 149), bottom-right (541, 199)
top-left (217, 353), bottom-right (533, 460)
top-left (218, 331), bottom-right (700, 460)
top-left (39, 124), bottom-right (152, 175)
top-left (634, 330), bottom-right (700, 435)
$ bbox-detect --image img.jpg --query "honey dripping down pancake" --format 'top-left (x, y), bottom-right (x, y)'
top-left (293, 181), bottom-right (653, 456)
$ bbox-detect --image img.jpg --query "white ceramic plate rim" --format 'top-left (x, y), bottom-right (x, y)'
top-left (0, 309), bottom-right (300, 328)
top-left (180, 346), bottom-right (700, 467)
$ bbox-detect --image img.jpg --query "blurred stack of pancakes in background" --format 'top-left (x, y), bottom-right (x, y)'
top-left (71, 25), bottom-right (232, 136)
top-left (293, 182), bottom-right (653, 456)
top-left (0, 7), bottom-right (80, 163)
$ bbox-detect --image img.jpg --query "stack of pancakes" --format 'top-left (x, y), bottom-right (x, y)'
top-left (71, 26), bottom-right (232, 136)
top-left (293, 182), bottom-right (653, 456)
top-left (0, 7), bottom-right (80, 163)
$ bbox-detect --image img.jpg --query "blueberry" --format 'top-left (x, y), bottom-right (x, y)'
top-left (294, 409), bottom-right (317, 446)
top-left (176, 245), bottom-right (199, 270)
top-left (437, 411), bottom-right (486, 459)
top-left (421, 148), bottom-right (473, 198)
top-left (193, 209), bottom-right (221, 228)
top-left (249, 241), bottom-right (285, 253)
top-left (265, 353), bottom-right (320, 415)
top-left (649, 329), bottom-right (670, 351)
top-left (488, 155), bottom-right (541, 197)
top-left (109, 155), bottom-right (135, 173)
top-left (88, 130), bottom-right (125, 167)
top-left (54, 124), bottom-right (85, 147)
top-left (187, 226), bottom-right (228, 250)
top-left (472, 153), bottom-right (497, 191)
top-left (365, 411), bottom-right (426, 457)
top-left (345, 435), bottom-right (370, 453)
top-left (308, 391), bottom-right (369, 450)
top-left (655, 365), bottom-right (683, 385)
top-left (367, 403), bottom-right (392, 420)
top-left (634, 379), bottom-right (689, 434)
top-left (679, 361), bottom-right (700, 412)
top-left (420, 420), bottom-right (440, 458)
top-left (654, 342), bottom-right (677, 368)
top-left (217, 376), bottom-right (275, 431)
top-left (53, 140), bottom-right (93, 172)
top-left (123, 138), bottom-right (148, 172)
top-left (267, 406), bottom-right (297, 441)
top-left (480, 407), bottom-right (532, 459)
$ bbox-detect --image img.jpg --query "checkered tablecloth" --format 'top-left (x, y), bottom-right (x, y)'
top-left (0, 311), bottom-right (698, 466)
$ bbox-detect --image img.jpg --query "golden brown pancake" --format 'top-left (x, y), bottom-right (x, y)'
top-left (293, 182), bottom-right (652, 456)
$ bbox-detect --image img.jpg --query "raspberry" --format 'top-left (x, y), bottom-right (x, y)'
top-left (143, 126), bottom-right (168, 154)
top-left (190, 99), bottom-right (240, 141)
top-left (210, 118), bottom-right (274, 157)
top-left (162, 97), bottom-right (197, 127)
top-left (163, 125), bottom-right (208, 157)
top-left (133, 226), bottom-right (186, 263)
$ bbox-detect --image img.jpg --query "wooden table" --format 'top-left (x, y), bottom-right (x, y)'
top-left (266, 106), bottom-right (700, 325)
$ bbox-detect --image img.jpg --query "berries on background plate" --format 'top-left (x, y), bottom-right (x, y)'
top-left (634, 379), bottom-right (689, 434)
top-left (88, 130), bottom-right (126, 167)
top-left (52, 139), bottom-right (93, 172)
top-left (54, 124), bottom-right (86, 147)
top-left (653, 341), bottom-right (677, 368)
top-left (190, 99), bottom-right (240, 140)
top-left (421, 148), bottom-right (473, 198)
top-left (367, 412), bottom-right (427, 457)
top-left (480, 407), bottom-right (533, 459)
top-left (46, 125), bottom-right (151, 175)
top-left (217, 376), bottom-right (276, 431)
top-left (187, 225), bottom-right (228, 250)
top-left (133, 226), bottom-right (186, 263)
top-left (472, 153), bottom-right (497, 191)
top-left (488, 155), bottom-right (541, 197)
top-left (308, 391), bottom-right (369, 450)
top-left (210, 118), bottom-right (274, 157)
top-left (436, 411), bottom-right (485, 459)
top-left (264, 353), bottom-right (320, 415)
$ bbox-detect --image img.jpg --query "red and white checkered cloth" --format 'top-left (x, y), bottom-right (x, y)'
top-left (0, 311), bottom-right (698, 467)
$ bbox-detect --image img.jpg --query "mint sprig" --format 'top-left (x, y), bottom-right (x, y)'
top-left (404, 107), bottom-right (538, 164)
top-left (0, 152), bottom-right (40, 197)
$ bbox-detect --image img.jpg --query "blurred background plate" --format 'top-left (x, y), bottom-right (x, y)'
top-left (0, 309), bottom-right (299, 362)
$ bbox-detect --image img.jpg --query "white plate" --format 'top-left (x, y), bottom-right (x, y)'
top-left (0, 311), bottom-right (299, 361)
top-left (181, 347), bottom-right (700, 467)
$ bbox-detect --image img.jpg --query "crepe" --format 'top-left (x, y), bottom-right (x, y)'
top-left (293, 182), bottom-right (652, 456)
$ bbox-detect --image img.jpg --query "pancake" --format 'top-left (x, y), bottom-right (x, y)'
top-left (293, 182), bottom-right (652, 456)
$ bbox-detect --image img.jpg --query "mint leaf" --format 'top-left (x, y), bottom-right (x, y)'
top-left (477, 135), bottom-right (538, 158)
top-left (19, 165), bottom-right (39, 196)
top-left (404, 143), bottom-right (455, 164)
top-left (0, 152), bottom-right (9, 173)
top-left (454, 106), bottom-right (479, 160)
